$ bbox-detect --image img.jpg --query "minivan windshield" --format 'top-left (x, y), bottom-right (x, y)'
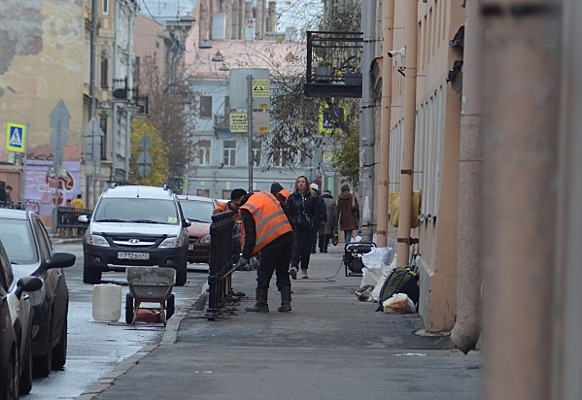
top-left (180, 200), bottom-right (214, 223)
top-left (93, 198), bottom-right (179, 225)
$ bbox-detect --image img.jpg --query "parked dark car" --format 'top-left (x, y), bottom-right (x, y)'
top-left (0, 238), bottom-right (42, 399)
top-left (0, 209), bottom-right (76, 378)
top-left (177, 195), bottom-right (216, 264)
top-left (79, 185), bottom-right (190, 285)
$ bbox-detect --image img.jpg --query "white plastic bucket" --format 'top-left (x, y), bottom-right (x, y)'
top-left (92, 284), bottom-right (122, 322)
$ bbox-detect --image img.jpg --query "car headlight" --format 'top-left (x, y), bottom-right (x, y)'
top-left (159, 237), bottom-right (183, 248)
top-left (86, 234), bottom-right (110, 247)
top-left (201, 234), bottom-right (211, 244)
top-left (28, 284), bottom-right (46, 307)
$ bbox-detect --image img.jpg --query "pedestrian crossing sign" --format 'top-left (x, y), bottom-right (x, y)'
top-left (6, 122), bottom-right (26, 153)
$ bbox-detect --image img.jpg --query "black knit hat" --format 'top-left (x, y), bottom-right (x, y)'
top-left (270, 182), bottom-right (284, 195)
top-left (230, 188), bottom-right (248, 201)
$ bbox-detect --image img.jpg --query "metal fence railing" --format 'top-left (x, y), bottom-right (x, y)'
top-left (54, 207), bottom-right (92, 238)
top-left (206, 210), bottom-right (242, 321)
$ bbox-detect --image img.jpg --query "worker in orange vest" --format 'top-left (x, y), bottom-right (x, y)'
top-left (214, 188), bottom-right (247, 216)
top-left (270, 182), bottom-right (291, 218)
top-left (236, 191), bottom-right (294, 313)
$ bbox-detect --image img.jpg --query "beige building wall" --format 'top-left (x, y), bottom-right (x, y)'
top-left (385, 0), bottom-right (465, 331)
top-left (0, 0), bottom-right (85, 225)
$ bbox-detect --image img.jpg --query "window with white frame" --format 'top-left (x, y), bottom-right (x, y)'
top-left (223, 140), bottom-right (236, 166)
top-left (102, 0), bottom-right (109, 14)
top-left (252, 141), bottom-right (261, 166)
top-left (273, 144), bottom-right (290, 167)
top-left (195, 140), bottom-right (211, 165)
top-left (200, 96), bottom-right (212, 119)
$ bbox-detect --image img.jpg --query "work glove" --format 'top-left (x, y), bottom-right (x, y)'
top-left (236, 257), bottom-right (249, 271)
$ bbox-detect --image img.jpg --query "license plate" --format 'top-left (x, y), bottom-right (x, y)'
top-left (188, 244), bottom-right (194, 250)
top-left (118, 252), bottom-right (150, 260)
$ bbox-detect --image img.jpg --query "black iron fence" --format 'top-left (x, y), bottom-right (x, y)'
top-left (54, 207), bottom-right (92, 238)
top-left (206, 210), bottom-right (243, 320)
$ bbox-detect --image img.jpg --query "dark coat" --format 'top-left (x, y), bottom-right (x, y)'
top-left (287, 189), bottom-right (321, 232)
top-left (337, 190), bottom-right (359, 231)
top-left (319, 193), bottom-right (337, 235)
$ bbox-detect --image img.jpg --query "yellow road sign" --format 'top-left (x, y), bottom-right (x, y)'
top-left (252, 79), bottom-right (270, 98)
top-left (230, 113), bottom-right (248, 133)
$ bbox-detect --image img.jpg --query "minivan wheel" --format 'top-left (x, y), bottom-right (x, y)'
top-left (83, 261), bottom-right (102, 284)
top-left (175, 263), bottom-right (187, 286)
top-left (125, 293), bottom-right (134, 324)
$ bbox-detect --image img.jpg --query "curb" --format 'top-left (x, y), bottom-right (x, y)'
top-left (74, 283), bottom-right (206, 399)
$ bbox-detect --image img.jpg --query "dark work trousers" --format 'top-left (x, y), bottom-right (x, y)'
top-left (311, 230), bottom-right (317, 252)
top-left (256, 240), bottom-right (293, 291)
top-left (318, 233), bottom-right (330, 252)
top-left (291, 229), bottom-right (313, 271)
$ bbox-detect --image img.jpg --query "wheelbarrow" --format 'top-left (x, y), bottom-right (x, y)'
top-left (125, 267), bottom-right (176, 325)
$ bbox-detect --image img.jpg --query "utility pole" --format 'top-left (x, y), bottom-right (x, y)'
top-left (395, 0), bottom-right (419, 267)
top-left (89, 0), bottom-right (98, 208)
top-left (247, 74), bottom-right (254, 191)
top-left (358, 0), bottom-right (376, 242)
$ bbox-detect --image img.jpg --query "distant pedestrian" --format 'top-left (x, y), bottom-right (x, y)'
top-left (318, 190), bottom-right (337, 253)
top-left (337, 184), bottom-right (359, 245)
top-left (287, 175), bottom-right (322, 279)
top-left (70, 194), bottom-right (85, 209)
top-left (0, 181), bottom-right (6, 205)
top-left (5, 185), bottom-right (12, 204)
top-left (309, 183), bottom-right (327, 253)
top-left (214, 188), bottom-right (247, 218)
top-left (270, 182), bottom-right (291, 218)
top-left (236, 191), bottom-right (294, 313)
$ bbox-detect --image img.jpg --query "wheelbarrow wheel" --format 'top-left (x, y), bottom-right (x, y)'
top-left (125, 293), bottom-right (134, 324)
top-left (166, 294), bottom-right (175, 320)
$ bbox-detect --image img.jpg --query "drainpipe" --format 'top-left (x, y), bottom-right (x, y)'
top-left (450, 0), bottom-right (483, 353)
top-left (358, 0), bottom-right (376, 242)
top-left (480, 0), bottom-right (561, 398)
top-left (552, 2), bottom-right (582, 398)
top-left (395, 0), bottom-right (419, 267)
top-left (376, 0), bottom-right (395, 248)
top-left (111, 0), bottom-right (119, 184)
top-left (554, 0), bottom-right (582, 397)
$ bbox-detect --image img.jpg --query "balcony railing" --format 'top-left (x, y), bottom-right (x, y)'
top-left (304, 31), bottom-right (363, 98)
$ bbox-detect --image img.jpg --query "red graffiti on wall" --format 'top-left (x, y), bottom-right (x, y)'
top-left (45, 170), bottom-right (75, 206)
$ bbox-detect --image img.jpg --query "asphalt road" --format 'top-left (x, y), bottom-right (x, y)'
top-left (26, 241), bottom-right (208, 400)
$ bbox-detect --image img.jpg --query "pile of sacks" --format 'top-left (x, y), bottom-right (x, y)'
top-left (353, 246), bottom-right (416, 314)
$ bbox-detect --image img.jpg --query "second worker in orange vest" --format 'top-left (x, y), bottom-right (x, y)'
top-left (236, 191), bottom-right (294, 313)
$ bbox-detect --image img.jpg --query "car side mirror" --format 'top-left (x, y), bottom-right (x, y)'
top-left (46, 252), bottom-right (77, 270)
top-left (183, 219), bottom-right (191, 228)
top-left (78, 215), bottom-right (89, 224)
top-left (16, 276), bottom-right (43, 299)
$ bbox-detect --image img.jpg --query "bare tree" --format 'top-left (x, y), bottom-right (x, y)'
top-left (138, 54), bottom-right (197, 179)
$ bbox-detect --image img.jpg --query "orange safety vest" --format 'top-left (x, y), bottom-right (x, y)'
top-left (240, 192), bottom-right (292, 255)
top-left (278, 188), bottom-right (291, 202)
top-left (213, 202), bottom-right (229, 214)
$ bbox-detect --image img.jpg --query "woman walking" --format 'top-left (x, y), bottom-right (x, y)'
top-left (337, 184), bottom-right (359, 245)
top-left (287, 175), bottom-right (322, 279)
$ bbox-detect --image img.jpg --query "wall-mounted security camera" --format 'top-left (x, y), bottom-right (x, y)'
top-left (387, 47), bottom-right (406, 58)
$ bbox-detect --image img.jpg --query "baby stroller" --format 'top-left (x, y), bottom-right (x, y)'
top-left (343, 241), bottom-right (377, 277)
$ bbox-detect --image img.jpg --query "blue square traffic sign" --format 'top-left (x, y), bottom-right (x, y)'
top-left (6, 122), bottom-right (27, 153)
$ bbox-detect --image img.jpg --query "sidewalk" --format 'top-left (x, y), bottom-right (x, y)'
top-left (80, 245), bottom-right (481, 400)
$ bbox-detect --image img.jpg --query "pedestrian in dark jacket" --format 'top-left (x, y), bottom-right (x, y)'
top-left (337, 184), bottom-right (359, 245)
top-left (287, 175), bottom-right (321, 279)
top-left (318, 190), bottom-right (337, 253)
top-left (309, 183), bottom-right (327, 253)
